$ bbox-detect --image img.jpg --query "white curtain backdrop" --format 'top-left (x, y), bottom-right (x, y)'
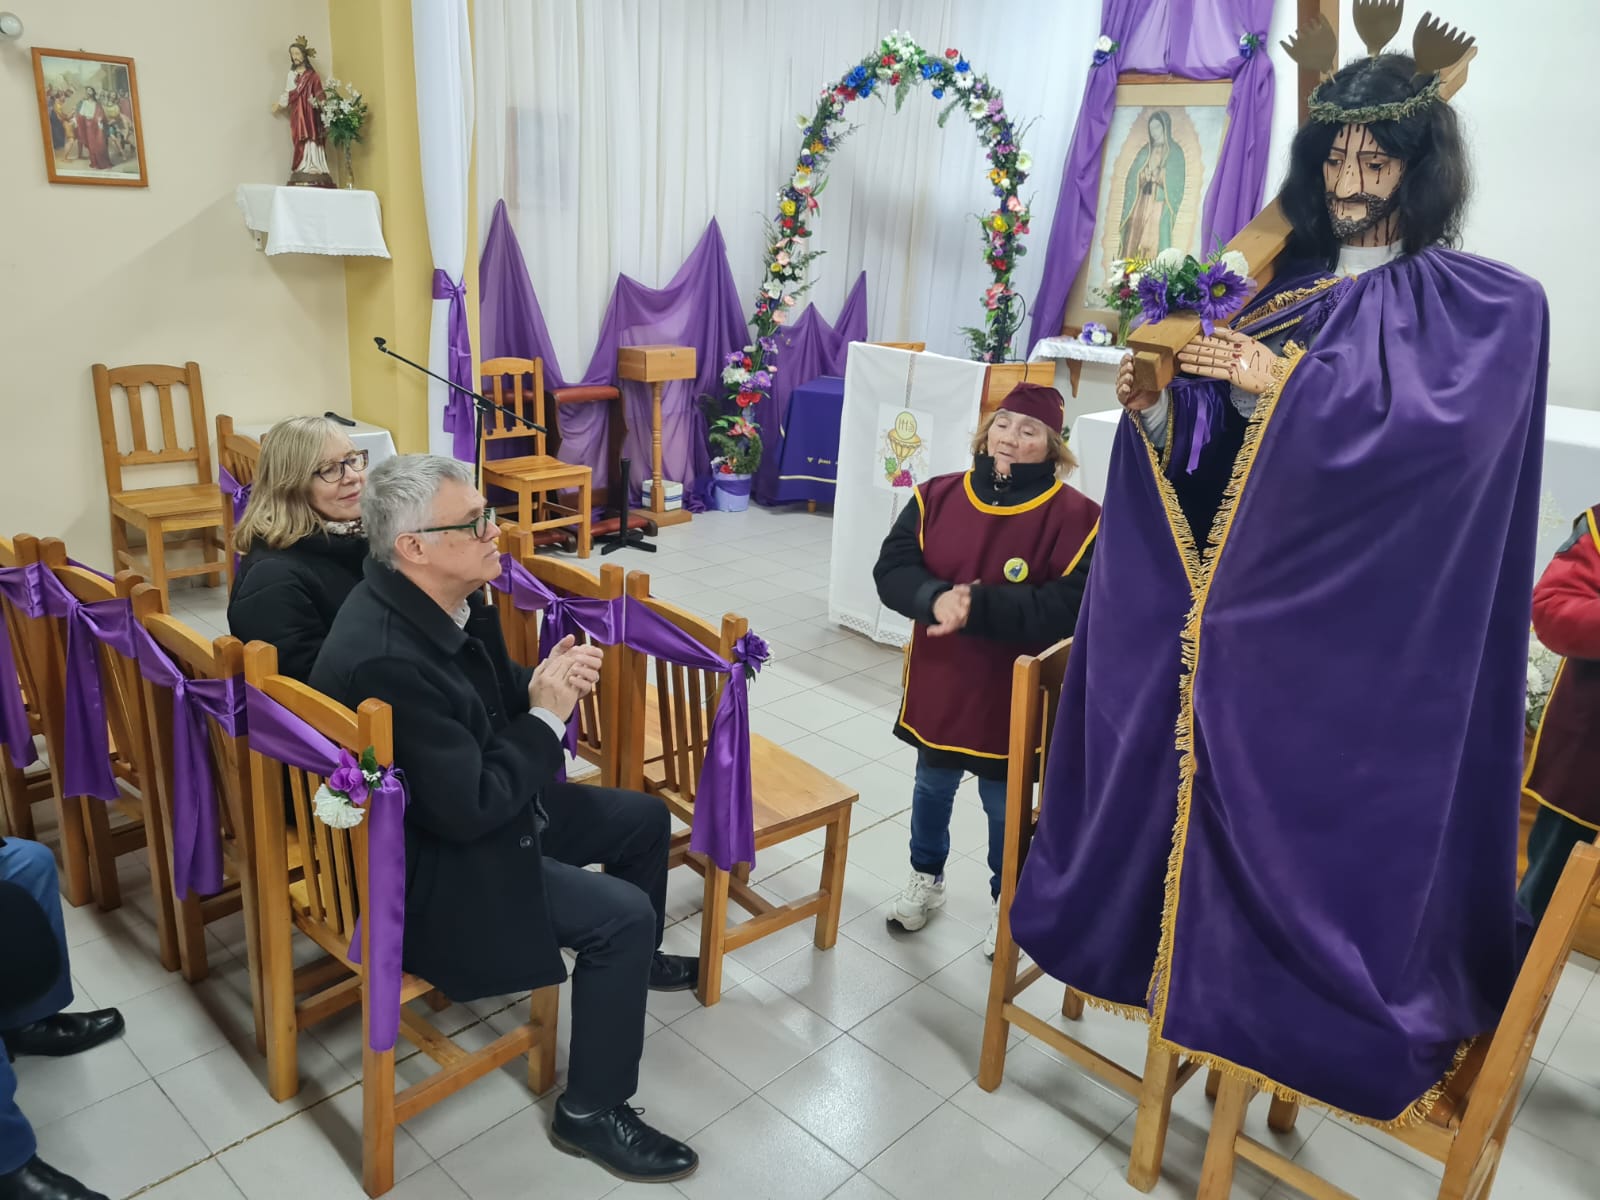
top-left (475, 0), bottom-right (1098, 378)
top-left (413, 0), bottom-right (475, 456)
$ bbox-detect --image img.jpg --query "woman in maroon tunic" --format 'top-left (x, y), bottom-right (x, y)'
top-left (872, 383), bottom-right (1099, 957)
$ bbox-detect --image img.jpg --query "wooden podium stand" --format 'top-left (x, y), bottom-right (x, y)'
top-left (617, 344), bottom-right (696, 528)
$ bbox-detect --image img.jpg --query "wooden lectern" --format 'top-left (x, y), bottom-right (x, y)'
top-left (617, 344), bottom-right (696, 528)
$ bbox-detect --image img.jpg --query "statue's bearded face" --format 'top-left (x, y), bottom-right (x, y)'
top-left (1323, 124), bottom-right (1404, 242)
top-left (290, 45), bottom-right (306, 68)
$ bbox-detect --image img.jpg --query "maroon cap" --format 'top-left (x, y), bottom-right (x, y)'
top-left (998, 381), bottom-right (1066, 433)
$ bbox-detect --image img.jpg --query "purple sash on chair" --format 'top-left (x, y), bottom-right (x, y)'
top-left (0, 564), bottom-right (44, 768)
top-left (245, 684), bottom-right (407, 1053)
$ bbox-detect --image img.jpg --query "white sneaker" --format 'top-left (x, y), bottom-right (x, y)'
top-left (983, 897), bottom-right (999, 959)
top-left (889, 870), bottom-right (946, 931)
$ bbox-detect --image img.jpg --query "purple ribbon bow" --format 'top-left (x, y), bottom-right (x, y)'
top-left (0, 564), bottom-right (44, 768)
top-left (432, 269), bottom-right (477, 462)
top-left (246, 685), bottom-right (407, 1053)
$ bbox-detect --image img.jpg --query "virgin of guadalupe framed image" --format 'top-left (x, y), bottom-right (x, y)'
top-left (32, 48), bottom-right (148, 187)
top-left (1062, 76), bottom-right (1232, 335)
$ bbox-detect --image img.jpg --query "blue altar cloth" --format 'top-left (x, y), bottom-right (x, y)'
top-left (771, 375), bottom-right (844, 506)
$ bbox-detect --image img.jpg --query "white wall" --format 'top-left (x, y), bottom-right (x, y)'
top-left (0, 1), bottom-right (351, 572)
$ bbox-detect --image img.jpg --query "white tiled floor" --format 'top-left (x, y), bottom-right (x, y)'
top-left (17, 503), bottom-right (1600, 1198)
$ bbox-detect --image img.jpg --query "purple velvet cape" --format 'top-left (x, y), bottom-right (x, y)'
top-left (1011, 247), bottom-right (1549, 1123)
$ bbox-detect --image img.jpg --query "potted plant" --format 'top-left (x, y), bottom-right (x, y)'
top-left (707, 412), bottom-right (762, 512)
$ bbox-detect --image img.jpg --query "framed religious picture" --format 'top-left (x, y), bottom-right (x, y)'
top-left (31, 48), bottom-right (148, 187)
top-left (1063, 75), bottom-right (1232, 335)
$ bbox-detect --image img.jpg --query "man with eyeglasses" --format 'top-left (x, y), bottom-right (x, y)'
top-left (310, 455), bottom-right (699, 1183)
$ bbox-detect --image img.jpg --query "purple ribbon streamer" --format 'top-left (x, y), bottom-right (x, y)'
top-left (245, 684), bottom-right (406, 1053)
top-left (432, 269), bottom-right (477, 463)
top-left (0, 565), bottom-right (42, 768)
top-left (219, 465), bottom-right (252, 522)
top-left (488, 557), bottom-right (764, 869)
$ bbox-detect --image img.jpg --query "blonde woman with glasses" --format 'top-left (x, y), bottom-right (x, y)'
top-left (227, 416), bottom-right (371, 681)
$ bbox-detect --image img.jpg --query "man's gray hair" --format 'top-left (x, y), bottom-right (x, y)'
top-left (362, 454), bottom-right (475, 565)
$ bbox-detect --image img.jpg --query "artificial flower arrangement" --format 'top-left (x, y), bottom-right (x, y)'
top-left (1087, 260), bottom-right (1148, 346)
top-left (314, 75), bottom-right (369, 185)
top-left (311, 746), bottom-right (385, 830)
top-left (1078, 321), bottom-right (1115, 347)
top-left (706, 31), bottom-right (1034, 480)
top-left (1526, 630), bottom-right (1561, 736)
top-left (1136, 246), bottom-right (1255, 336)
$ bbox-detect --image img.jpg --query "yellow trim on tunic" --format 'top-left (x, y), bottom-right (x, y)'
top-left (961, 472), bottom-right (1063, 515)
top-left (1060, 520), bottom-right (1099, 577)
top-left (1588, 508), bottom-right (1600, 556)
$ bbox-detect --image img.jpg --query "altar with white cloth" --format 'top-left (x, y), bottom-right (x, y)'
top-left (1068, 404), bottom-right (1600, 571)
top-left (828, 344), bottom-right (989, 646)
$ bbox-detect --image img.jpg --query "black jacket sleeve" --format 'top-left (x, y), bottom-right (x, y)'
top-left (357, 656), bottom-right (565, 844)
top-left (873, 500), bottom-right (951, 624)
top-left (227, 559), bottom-right (328, 683)
top-left (964, 535), bottom-right (1095, 644)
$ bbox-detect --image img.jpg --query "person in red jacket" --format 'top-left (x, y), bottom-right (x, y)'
top-left (1519, 505), bottom-right (1600, 920)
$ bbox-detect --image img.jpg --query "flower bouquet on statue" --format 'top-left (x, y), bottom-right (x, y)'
top-left (312, 746), bottom-right (385, 829)
top-left (1136, 247), bottom-right (1256, 336)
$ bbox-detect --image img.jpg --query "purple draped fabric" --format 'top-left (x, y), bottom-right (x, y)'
top-left (1028, 0), bottom-right (1275, 353)
top-left (479, 201), bottom-right (744, 509)
top-left (433, 270), bottom-right (477, 463)
top-left (1012, 249), bottom-right (1547, 1121)
top-left (0, 566), bottom-right (41, 768)
top-left (753, 274), bottom-right (869, 506)
top-left (219, 466), bottom-right (251, 522)
top-left (487, 555), bottom-right (766, 870)
top-left (3, 564), bottom-right (239, 897)
top-left (245, 685), bottom-right (407, 1053)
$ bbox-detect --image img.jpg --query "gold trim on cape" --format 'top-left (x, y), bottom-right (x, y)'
top-left (1235, 276), bottom-right (1342, 331)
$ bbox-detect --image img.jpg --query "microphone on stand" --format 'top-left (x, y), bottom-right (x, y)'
top-left (372, 336), bottom-right (546, 491)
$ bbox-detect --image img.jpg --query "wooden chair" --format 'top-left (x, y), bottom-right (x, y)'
top-left (492, 529), bottom-right (625, 785)
top-left (26, 540), bottom-right (182, 965)
top-left (244, 641), bottom-right (558, 1196)
top-left (479, 357), bottom-right (593, 557)
top-left (979, 639), bottom-right (1208, 1191)
top-left (136, 598), bottom-right (265, 1046)
top-left (618, 571), bottom-right (857, 1005)
top-left (0, 535), bottom-right (55, 844)
top-left (1197, 841), bottom-right (1600, 1200)
top-left (92, 361), bottom-right (228, 609)
top-left (215, 414), bottom-right (262, 583)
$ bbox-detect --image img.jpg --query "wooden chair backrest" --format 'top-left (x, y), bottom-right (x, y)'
top-left (92, 361), bottom-right (214, 495)
top-left (619, 571), bottom-right (744, 806)
top-left (479, 356), bottom-right (548, 457)
top-left (1454, 842), bottom-right (1600, 1151)
top-left (215, 414), bottom-right (262, 487)
top-left (1004, 638), bottom-right (1073, 869)
top-left (137, 602), bottom-right (251, 860)
top-left (493, 530), bottom-right (624, 780)
top-left (2, 536), bottom-right (62, 775)
top-left (40, 539), bottom-right (158, 793)
top-left (244, 639), bottom-right (392, 964)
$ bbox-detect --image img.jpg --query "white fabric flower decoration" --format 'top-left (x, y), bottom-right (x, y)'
top-left (1016, 151), bottom-right (1033, 173)
top-left (722, 365), bottom-right (751, 385)
top-left (1153, 247), bottom-right (1188, 273)
top-left (969, 98), bottom-right (988, 118)
top-left (1095, 36), bottom-right (1115, 53)
top-left (1220, 250), bottom-right (1250, 277)
top-left (313, 784), bottom-right (366, 829)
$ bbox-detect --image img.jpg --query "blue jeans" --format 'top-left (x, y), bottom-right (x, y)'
top-left (1517, 805), bottom-right (1597, 924)
top-left (908, 753), bottom-right (1007, 899)
top-left (0, 840), bottom-right (74, 1174)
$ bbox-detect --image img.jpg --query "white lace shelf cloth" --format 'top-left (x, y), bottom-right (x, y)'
top-left (1029, 336), bottom-right (1127, 367)
top-left (235, 184), bottom-right (391, 258)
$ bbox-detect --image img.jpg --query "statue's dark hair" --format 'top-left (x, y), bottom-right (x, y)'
top-left (1280, 53), bottom-right (1470, 267)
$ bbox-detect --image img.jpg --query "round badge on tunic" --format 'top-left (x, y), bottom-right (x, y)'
top-left (1003, 557), bottom-right (1029, 582)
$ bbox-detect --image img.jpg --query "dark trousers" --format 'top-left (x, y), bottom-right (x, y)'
top-left (1517, 804), bottom-right (1598, 923)
top-left (538, 783), bottom-right (669, 1112)
top-left (0, 840), bottom-right (74, 1174)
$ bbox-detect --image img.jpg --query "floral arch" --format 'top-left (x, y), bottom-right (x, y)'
top-left (710, 32), bottom-right (1034, 475)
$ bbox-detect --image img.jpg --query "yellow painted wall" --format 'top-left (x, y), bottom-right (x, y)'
top-left (331, 0), bottom-right (480, 455)
top-left (0, 1), bottom-right (349, 570)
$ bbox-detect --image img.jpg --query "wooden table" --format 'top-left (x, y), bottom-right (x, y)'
top-left (617, 344), bottom-right (696, 527)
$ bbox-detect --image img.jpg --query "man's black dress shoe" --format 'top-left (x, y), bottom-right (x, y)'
top-left (549, 1100), bottom-right (698, 1182)
top-left (0, 1156), bottom-right (110, 1200)
top-left (1, 1010), bottom-right (124, 1060)
top-left (647, 952), bottom-right (698, 993)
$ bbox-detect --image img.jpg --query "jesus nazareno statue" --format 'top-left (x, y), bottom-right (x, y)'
top-left (273, 35), bottom-right (334, 188)
top-left (1011, 11), bottom-right (1547, 1126)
